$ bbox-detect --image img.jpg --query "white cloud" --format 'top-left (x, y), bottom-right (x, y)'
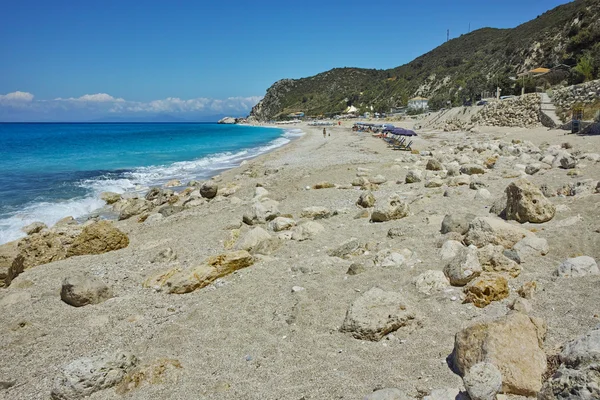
top-left (55, 93), bottom-right (125, 102)
top-left (0, 91), bottom-right (263, 121)
top-left (0, 91), bottom-right (34, 103)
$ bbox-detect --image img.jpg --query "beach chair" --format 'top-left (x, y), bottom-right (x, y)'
top-left (392, 139), bottom-right (412, 151)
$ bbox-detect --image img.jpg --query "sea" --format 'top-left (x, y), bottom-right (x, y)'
top-left (0, 123), bottom-right (302, 245)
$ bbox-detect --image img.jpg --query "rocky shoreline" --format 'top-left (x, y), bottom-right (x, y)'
top-left (1, 122), bottom-right (599, 399)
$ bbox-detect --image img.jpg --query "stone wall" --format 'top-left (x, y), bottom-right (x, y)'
top-left (471, 94), bottom-right (542, 128)
top-left (552, 79), bottom-right (600, 114)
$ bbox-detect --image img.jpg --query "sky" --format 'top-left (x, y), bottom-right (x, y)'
top-left (0, 0), bottom-right (570, 121)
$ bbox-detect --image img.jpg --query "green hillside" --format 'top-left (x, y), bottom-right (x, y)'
top-left (250, 0), bottom-right (600, 120)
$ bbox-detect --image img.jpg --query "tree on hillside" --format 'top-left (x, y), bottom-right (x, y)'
top-left (575, 53), bottom-right (594, 81)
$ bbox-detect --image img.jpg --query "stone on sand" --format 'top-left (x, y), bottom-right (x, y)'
top-left (424, 178), bottom-right (444, 188)
top-left (151, 247), bottom-right (177, 263)
top-left (451, 312), bottom-right (547, 396)
top-left (340, 287), bottom-right (416, 341)
top-left (440, 240), bottom-right (464, 260)
top-left (512, 236), bottom-right (549, 259)
top-left (60, 275), bottom-right (113, 307)
top-left (426, 158), bottom-right (443, 171)
top-left (100, 192), bottom-right (121, 205)
top-left (357, 191), bottom-right (376, 208)
top-left (464, 217), bottom-right (532, 249)
top-left (268, 216), bottom-right (296, 232)
top-left (0, 241), bottom-right (24, 287)
top-left (463, 273), bottom-right (509, 308)
top-left (441, 214), bottom-right (473, 235)
top-left (504, 179), bottom-right (555, 223)
top-left (463, 362), bottom-right (503, 400)
top-left (477, 244), bottom-right (521, 277)
top-left (313, 181), bottom-right (335, 189)
top-left (556, 256), bottom-right (599, 277)
top-left (17, 230), bottom-right (67, 269)
top-left (117, 198), bottom-right (155, 220)
top-left (51, 351), bottom-right (138, 400)
top-left (414, 270), bottom-right (449, 294)
top-left (291, 221), bottom-right (324, 241)
top-left (405, 170), bottom-right (422, 183)
top-left (460, 164), bottom-right (486, 175)
top-left (370, 175), bottom-right (387, 184)
top-left (237, 227), bottom-right (272, 251)
top-left (199, 181), bottom-right (218, 198)
top-left (66, 221), bottom-right (129, 257)
top-left (300, 206), bottom-right (331, 220)
top-left (328, 238), bottom-right (363, 259)
top-left (370, 193), bottom-right (409, 222)
top-left (243, 200), bottom-right (280, 225)
top-left (444, 246), bottom-right (482, 286)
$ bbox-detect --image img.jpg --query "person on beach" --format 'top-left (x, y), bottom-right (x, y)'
top-left (323, 128), bottom-right (326, 138)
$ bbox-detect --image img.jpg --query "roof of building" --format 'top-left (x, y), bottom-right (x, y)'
top-left (529, 67), bottom-right (551, 74)
top-left (409, 96), bottom-right (429, 101)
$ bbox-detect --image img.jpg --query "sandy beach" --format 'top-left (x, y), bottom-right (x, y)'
top-left (1, 120), bottom-right (600, 399)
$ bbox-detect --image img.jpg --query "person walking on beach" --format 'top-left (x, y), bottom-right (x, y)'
top-left (323, 128), bottom-right (326, 138)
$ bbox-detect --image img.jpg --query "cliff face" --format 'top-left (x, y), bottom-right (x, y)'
top-left (250, 0), bottom-right (600, 121)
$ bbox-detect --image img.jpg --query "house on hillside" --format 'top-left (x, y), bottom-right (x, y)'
top-left (407, 97), bottom-right (429, 111)
top-left (287, 112), bottom-right (305, 119)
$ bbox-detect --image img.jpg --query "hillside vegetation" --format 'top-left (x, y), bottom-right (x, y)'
top-left (251, 0), bottom-right (600, 120)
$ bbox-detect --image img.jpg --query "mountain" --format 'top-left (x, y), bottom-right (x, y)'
top-left (250, 0), bottom-right (600, 120)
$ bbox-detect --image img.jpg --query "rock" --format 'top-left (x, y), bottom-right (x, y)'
top-left (200, 181), bottom-right (218, 199)
top-left (441, 214), bottom-right (473, 235)
top-left (414, 270), bottom-right (449, 294)
top-left (328, 238), bottom-right (363, 259)
top-left (554, 152), bottom-right (577, 169)
top-left (517, 281), bottom-right (537, 299)
top-left (254, 187), bottom-right (269, 200)
top-left (405, 170), bottom-right (422, 183)
top-left (489, 194), bottom-right (508, 218)
top-left (291, 221), bottom-right (325, 241)
top-left (164, 179), bottom-right (181, 188)
top-left (464, 217), bottom-right (532, 249)
top-left (477, 244), bottom-right (521, 278)
top-left (475, 189), bottom-right (492, 200)
top-left (60, 275), bottom-right (113, 307)
top-left (539, 325), bottom-right (600, 400)
top-left (243, 200), bottom-right (280, 225)
top-left (66, 221), bottom-right (129, 257)
top-left (525, 164), bottom-right (540, 175)
top-left (54, 216), bottom-right (78, 228)
top-left (387, 227), bottom-right (405, 238)
top-left (340, 287), bottom-right (416, 341)
top-left (347, 261), bottom-right (368, 276)
top-left (440, 240), bottom-right (465, 260)
top-left (424, 178), bottom-right (444, 188)
top-left (117, 198), bottom-right (154, 220)
top-left (151, 248), bottom-right (177, 263)
top-left (313, 181), bottom-right (335, 189)
top-left (448, 175), bottom-right (471, 186)
top-left (509, 297), bottom-right (532, 314)
top-left (51, 351), bottom-right (138, 400)
top-left (370, 193), bottom-right (409, 222)
top-left (502, 249), bottom-right (520, 264)
top-left (505, 179), bottom-right (555, 223)
top-left (470, 180), bottom-right (487, 190)
top-left (463, 273), bottom-right (509, 308)
top-left (160, 250), bottom-right (254, 294)
top-left (237, 227), bottom-right (272, 251)
top-left (300, 206), bottom-right (331, 220)
top-left (363, 388), bottom-right (412, 400)
top-left (357, 192), bottom-right (376, 208)
top-left (451, 312), bottom-right (547, 396)
top-left (375, 249), bottom-right (411, 268)
top-left (0, 241), bottom-right (24, 287)
top-left (512, 236), bottom-right (549, 259)
top-left (21, 222), bottom-right (47, 235)
top-left (218, 117), bottom-right (237, 124)
top-left (17, 230), bottom-right (67, 269)
top-left (370, 175), bottom-right (387, 184)
top-left (426, 159), bottom-right (444, 171)
top-left (444, 246), bottom-right (482, 286)
top-left (158, 205), bottom-right (184, 218)
top-left (144, 187), bottom-right (174, 205)
top-left (352, 176), bottom-right (370, 187)
top-left (268, 217), bottom-right (296, 232)
top-left (187, 180), bottom-right (202, 187)
top-left (460, 164), bottom-right (486, 175)
top-left (423, 388), bottom-right (468, 400)
top-left (556, 256), bottom-right (599, 277)
top-left (463, 362), bottom-right (503, 400)
top-left (144, 213), bottom-right (164, 223)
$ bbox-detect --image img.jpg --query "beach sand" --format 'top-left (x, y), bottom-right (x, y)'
top-left (1, 121), bottom-right (599, 399)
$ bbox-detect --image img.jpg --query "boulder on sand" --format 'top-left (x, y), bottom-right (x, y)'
top-left (504, 179), bottom-right (555, 223)
top-left (60, 275), bottom-right (113, 307)
top-left (555, 256), bottom-right (599, 277)
top-left (340, 287), bottom-right (416, 341)
top-left (17, 230), bottom-right (67, 269)
top-left (463, 273), bottom-right (509, 308)
top-left (199, 181), bottom-right (218, 199)
top-left (451, 312), bottom-right (547, 396)
top-left (66, 221), bottom-right (129, 257)
top-left (357, 191), bottom-right (376, 208)
top-left (464, 217), bottom-right (532, 249)
top-left (370, 193), bottom-right (409, 222)
top-left (0, 241), bottom-right (25, 287)
top-left (444, 246), bottom-right (482, 286)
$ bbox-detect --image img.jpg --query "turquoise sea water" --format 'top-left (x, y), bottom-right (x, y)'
top-left (0, 123), bottom-right (300, 244)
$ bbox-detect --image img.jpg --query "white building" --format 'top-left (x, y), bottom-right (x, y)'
top-left (407, 97), bottom-right (429, 111)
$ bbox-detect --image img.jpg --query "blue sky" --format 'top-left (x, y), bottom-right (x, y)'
top-left (0, 0), bottom-right (569, 121)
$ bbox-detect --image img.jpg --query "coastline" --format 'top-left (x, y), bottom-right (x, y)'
top-left (1, 121), bottom-right (599, 399)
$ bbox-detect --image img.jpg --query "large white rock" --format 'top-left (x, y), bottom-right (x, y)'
top-left (414, 270), bottom-right (450, 294)
top-left (440, 240), bottom-right (465, 260)
top-left (504, 179), bottom-right (555, 223)
top-left (556, 256), bottom-right (599, 277)
top-left (513, 236), bottom-right (549, 259)
top-left (51, 352), bottom-right (138, 400)
top-left (463, 362), bottom-right (503, 400)
top-left (464, 217), bottom-right (532, 249)
top-left (444, 246), bottom-right (482, 286)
